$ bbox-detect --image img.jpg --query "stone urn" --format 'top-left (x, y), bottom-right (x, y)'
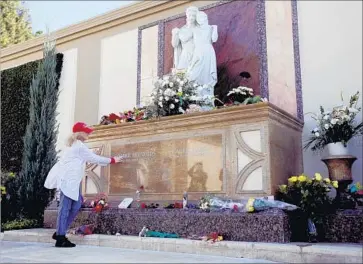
top-left (326, 142), bottom-right (348, 156)
top-left (322, 155), bottom-right (357, 209)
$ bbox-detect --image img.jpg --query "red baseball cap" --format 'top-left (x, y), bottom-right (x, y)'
top-left (72, 122), bottom-right (94, 134)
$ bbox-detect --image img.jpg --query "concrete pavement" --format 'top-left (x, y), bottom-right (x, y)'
top-left (0, 241), bottom-right (275, 263)
top-left (2, 229), bottom-right (362, 263)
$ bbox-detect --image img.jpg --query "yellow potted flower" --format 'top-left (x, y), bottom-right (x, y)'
top-left (276, 173), bottom-right (339, 242)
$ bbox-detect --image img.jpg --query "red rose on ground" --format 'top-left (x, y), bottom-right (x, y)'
top-left (174, 202), bottom-right (182, 209)
top-left (94, 204), bottom-right (102, 213)
top-left (83, 225), bottom-right (93, 235)
top-left (141, 203), bottom-right (147, 209)
top-left (210, 232), bottom-right (218, 241)
top-left (233, 204), bottom-right (238, 212)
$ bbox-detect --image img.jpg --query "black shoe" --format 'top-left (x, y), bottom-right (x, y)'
top-left (53, 232), bottom-right (69, 241)
top-left (55, 235), bottom-right (76, 248)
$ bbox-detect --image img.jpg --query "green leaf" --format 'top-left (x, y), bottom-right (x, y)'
top-left (252, 95), bottom-right (261, 103)
top-left (242, 98), bottom-right (251, 105)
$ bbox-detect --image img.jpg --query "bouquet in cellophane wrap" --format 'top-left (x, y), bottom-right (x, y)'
top-left (199, 195), bottom-right (298, 212)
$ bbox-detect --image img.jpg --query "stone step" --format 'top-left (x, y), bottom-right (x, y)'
top-left (1, 229), bottom-right (362, 263)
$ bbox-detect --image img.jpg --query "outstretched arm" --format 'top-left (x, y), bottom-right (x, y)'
top-left (78, 143), bottom-right (119, 166)
top-left (211, 25), bottom-right (218, 43)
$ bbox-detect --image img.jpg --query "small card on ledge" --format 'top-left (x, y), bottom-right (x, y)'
top-left (118, 198), bottom-right (133, 209)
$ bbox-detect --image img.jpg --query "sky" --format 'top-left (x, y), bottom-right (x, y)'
top-left (24, 1), bottom-right (135, 33)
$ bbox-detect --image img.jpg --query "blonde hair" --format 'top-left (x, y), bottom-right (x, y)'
top-left (66, 132), bottom-right (89, 147)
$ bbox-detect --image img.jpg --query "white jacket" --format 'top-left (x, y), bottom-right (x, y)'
top-left (44, 140), bottom-right (111, 201)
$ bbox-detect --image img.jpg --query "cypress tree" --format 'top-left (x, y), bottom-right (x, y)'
top-left (18, 39), bottom-right (60, 222)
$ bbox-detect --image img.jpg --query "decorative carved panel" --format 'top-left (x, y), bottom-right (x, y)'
top-left (235, 128), bottom-right (267, 193)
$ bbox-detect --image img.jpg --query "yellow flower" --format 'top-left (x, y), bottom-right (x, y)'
top-left (332, 181), bottom-right (339, 188)
top-left (357, 182), bottom-right (362, 189)
top-left (246, 198), bottom-right (255, 212)
top-left (314, 173), bottom-right (322, 181)
top-left (288, 176), bottom-right (298, 183)
top-left (280, 184), bottom-right (287, 192)
top-left (298, 175), bottom-right (307, 182)
top-left (9, 172), bottom-right (15, 178)
top-left (217, 236), bottom-right (223, 241)
top-left (324, 178), bottom-right (331, 184)
top-left (176, 92), bottom-right (183, 97)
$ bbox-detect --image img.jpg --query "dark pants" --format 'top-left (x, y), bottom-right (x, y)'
top-left (56, 192), bottom-right (82, 236)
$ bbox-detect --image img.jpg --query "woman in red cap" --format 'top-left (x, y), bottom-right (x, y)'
top-left (44, 122), bottom-right (122, 248)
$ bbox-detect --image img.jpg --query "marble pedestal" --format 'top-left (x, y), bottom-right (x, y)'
top-left (80, 103), bottom-right (303, 204)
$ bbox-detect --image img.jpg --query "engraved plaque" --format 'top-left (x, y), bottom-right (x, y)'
top-left (110, 134), bottom-right (223, 194)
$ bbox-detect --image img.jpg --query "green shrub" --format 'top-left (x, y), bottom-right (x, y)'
top-left (1, 171), bottom-right (18, 223)
top-left (1, 46), bottom-right (63, 225)
top-left (1, 219), bottom-right (39, 231)
top-left (1, 61), bottom-right (39, 173)
top-left (0, 54), bottom-right (63, 174)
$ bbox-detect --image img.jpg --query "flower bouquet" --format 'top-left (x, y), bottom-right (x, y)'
top-left (304, 91), bottom-right (363, 152)
top-left (163, 202), bottom-right (183, 209)
top-left (201, 232), bottom-right (223, 243)
top-left (349, 182), bottom-right (363, 206)
top-left (99, 107), bottom-right (148, 125)
top-left (276, 173), bottom-right (338, 240)
top-left (140, 202), bottom-right (159, 209)
top-left (70, 224), bottom-right (95, 236)
top-left (90, 193), bottom-right (109, 213)
top-left (145, 71), bottom-right (199, 117)
top-left (226, 86), bottom-right (267, 105)
top-left (199, 195), bottom-right (297, 213)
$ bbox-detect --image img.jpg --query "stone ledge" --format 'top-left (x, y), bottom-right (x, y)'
top-left (3, 229), bottom-right (362, 263)
top-left (44, 208), bottom-right (292, 243)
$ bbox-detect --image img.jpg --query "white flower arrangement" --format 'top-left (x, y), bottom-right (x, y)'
top-left (226, 86), bottom-right (255, 104)
top-left (227, 86), bottom-right (254, 97)
top-left (146, 71), bottom-right (198, 117)
top-left (305, 92), bottom-right (363, 151)
top-left (225, 86), bottom-right (267, 106)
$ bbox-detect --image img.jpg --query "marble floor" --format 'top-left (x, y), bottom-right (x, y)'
top-left (0, 241), bottom-right (275, 263)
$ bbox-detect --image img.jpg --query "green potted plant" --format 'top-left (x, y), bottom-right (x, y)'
top-left (304, 92), bottom-right (362, 155)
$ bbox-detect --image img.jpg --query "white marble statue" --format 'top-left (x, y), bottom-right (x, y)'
top-left (187, 11), bottom-right (218, 88)
top-left (171, 8), bottom-right (218, 108)
top-left (171, 6), bottom-right (199, 70)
